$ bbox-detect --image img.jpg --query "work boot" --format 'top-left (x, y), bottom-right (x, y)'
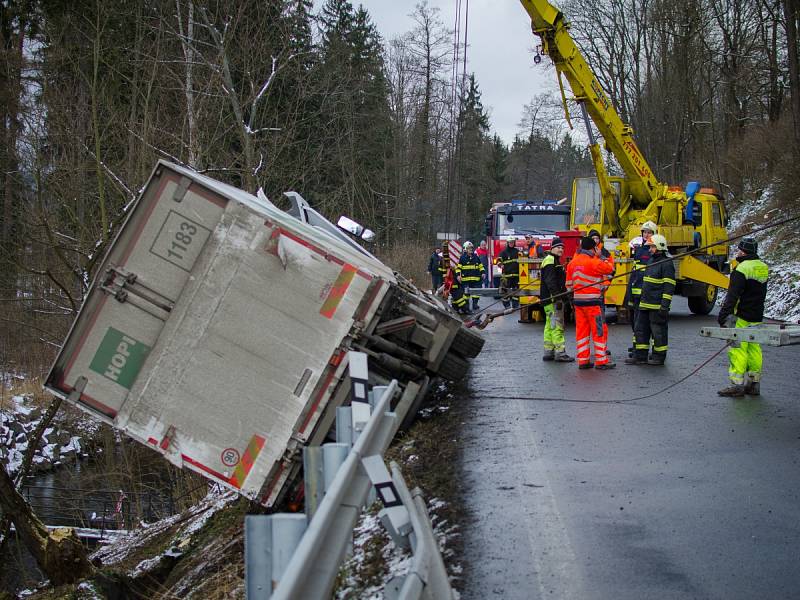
top-left (542, 349), bottom-right (555, 361)
top-left (627, 346), bottom-right (634, 358)
top-left (554, 352), bottom-right (575, 363)
top-left (718, 384), bottom-right (746, 397)
top-left (472, 300), bottom-right (480, 311)
top-left (595, 361), bottom-right (616, 370)
top-left (647, 355), bottom-right (665, 366)
top-left (578, 362), bottom-right (594, 370)
top-left (624, 356), bottom-right (646, 365)
top-left (745, 379), bottom-right (761, 396)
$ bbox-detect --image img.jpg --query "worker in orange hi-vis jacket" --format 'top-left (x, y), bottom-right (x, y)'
top-left (566, 236), bottom-right (616, 370)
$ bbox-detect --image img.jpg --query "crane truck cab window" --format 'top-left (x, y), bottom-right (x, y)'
top-left (693, 201), bottom-right (703, 226)
top-left (712, 203), bottom-right (723, 227)
top-left (573, 178), bottom-right (601, 225)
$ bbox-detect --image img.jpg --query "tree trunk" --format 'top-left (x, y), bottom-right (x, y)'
top-left (785, 0), bottom-right (800, 152)
top-left (0, 469), bottom-right (94, 586)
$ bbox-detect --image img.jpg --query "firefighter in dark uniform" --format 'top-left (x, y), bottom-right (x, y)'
top-left (496, 236), bottom-right (520, 309)
top-left (625, 221), bottom-right (657, 356)
top-left (625, 234), bottom-right (675, 366)
top-left (448, 249), bottom-right (469, 314)
top-left (457, 241), bottom-right (485, 311)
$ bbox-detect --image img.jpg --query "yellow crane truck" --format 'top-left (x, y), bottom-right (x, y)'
top-left (517, 0), bottom-right (730, 317)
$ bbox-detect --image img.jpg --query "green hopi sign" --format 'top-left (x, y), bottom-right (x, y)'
top-left (89, 327), bottom-right (151, 389)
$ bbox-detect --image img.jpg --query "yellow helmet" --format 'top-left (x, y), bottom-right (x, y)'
top-left (646, 234), bottom-right (668, 251)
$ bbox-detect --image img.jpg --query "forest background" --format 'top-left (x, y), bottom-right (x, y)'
top-left (1, 0), bottom-right (799, 403)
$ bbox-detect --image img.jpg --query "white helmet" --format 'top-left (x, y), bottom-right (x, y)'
top-left (646, 233), bottom-right (668, 251)
top-left (641, 220), bottom-right (657, 234)
top-left (463, 241), bottom-right (474, 249)
top-left (505, 235), bottom-right (516, 243)
top-left (629, 236), bottom-right (644, 249)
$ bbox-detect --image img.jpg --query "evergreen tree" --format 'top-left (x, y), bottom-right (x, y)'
top-left (455, 74), bottom-right (491, 240)
top-left (314, 0), bottom-right (393, 229)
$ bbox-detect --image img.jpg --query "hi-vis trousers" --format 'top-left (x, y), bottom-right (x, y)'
top-left (543, 302), bottom-right (566, 353)
top-left (574, 305), bottom-right (608, 366)
top-left (728, 317), bottom-right (762, 384)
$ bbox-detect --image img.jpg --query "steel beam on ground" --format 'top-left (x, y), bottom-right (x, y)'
top-left (699, 325), bottom-right (800, 346)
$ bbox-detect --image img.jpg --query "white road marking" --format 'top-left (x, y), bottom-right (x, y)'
top-left (511, 398), bottom-right (584, 599)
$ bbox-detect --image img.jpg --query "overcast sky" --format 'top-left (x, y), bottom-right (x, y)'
top-left (352, 1), bottom-right (559, 145)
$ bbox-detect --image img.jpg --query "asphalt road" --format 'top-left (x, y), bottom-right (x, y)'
top-left (457, 299), bottom-right (800, 600)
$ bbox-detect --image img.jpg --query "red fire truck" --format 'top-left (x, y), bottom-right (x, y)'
top-left (482, 199), bottom-right (573, 322)
top-left (483, 199), bottom-right (571, 285)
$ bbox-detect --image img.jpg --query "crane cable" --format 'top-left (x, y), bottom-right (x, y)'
top-left (464, 210), bottom-right (800, 321)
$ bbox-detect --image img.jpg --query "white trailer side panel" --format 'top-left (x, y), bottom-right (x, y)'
top-left (46, 162), bottom-right (391, 505)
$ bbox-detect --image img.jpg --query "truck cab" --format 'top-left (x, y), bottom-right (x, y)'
top-left (484, 199), bottom-right (571, 286)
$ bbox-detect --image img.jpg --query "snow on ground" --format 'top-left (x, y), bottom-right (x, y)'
top-left (0, 394), bottom-right (92, 476)
top-left (726, 188), bottom-right (800, 323)
top-left (91, 486), bottom-right (237, 571)
top-left (335, 495), bottom-right (461, 599)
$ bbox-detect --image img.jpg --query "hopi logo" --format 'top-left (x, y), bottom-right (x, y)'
top-left (89, 327), bottom-right (151, 390)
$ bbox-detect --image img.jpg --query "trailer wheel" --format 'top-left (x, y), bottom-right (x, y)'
top-left (450, 327), bottom-right (485, 358)
top-left (688, 284), bottom-right (718, 315)
top-left (437, 352), bottom-right (469, 381)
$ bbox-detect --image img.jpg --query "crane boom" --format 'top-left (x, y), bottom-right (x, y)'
top-left (518, 0), bottom-right (666, 208)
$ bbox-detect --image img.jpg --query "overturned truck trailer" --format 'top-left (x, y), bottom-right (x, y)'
top-left (44, 161), bottom-right (483, 508)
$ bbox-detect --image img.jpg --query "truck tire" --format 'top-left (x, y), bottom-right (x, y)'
top-left (688, 284), bottom-right (718, 315)
top-left (450, 327), bottom-right (485, 358)
top-left (437, 352), bottom-right (469, 381)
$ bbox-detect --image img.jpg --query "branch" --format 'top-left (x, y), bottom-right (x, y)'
top-left (82, 143), bottom-right (134, 200)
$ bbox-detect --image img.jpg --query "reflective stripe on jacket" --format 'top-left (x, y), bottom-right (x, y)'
top-left (638, 251), bottom-right (676, 311)
top-left (718, 254), bottom-right (768, 323)
top-left (566, 250), bottom-right (614, 306)
top-left (540, 253), bottom-right (565, 305)
top-left (457, 253), bottom-right (485, 284)
top-left (498, 246), bottom-right (520, 279)
top-left (628, 244), bottom-right (651, 301)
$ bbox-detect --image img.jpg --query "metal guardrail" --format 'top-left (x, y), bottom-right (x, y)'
top-left (245, 352), bottom-right (454, 599)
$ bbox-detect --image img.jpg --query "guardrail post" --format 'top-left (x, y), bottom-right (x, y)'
top-left (246, 514), bottom-right (308, 599)
top-left (270, 514), bottom-right (308, 590)
top-left (336, 406), bottom-right (353, 446)
top-left (303, 446), bottom-right (324, 521)
top-left (322, 443), bottom-right (349, 493)
top-left (245, 515), bottom-right (272, 599)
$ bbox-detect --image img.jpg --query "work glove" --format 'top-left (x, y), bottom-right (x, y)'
top-left (718, 315), bottom-right (727, 327)
top-left (658, 308), bottom-right (669, 320)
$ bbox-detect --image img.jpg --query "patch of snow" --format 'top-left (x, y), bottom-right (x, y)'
top-left (129, 555), bottom-right (164, 578)
top-left (76, 581), bottom-right (103, 600)
top-left (336, 496), bottom-right (461, 598)
top-left (92, 485), bottom-right (234, 568)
